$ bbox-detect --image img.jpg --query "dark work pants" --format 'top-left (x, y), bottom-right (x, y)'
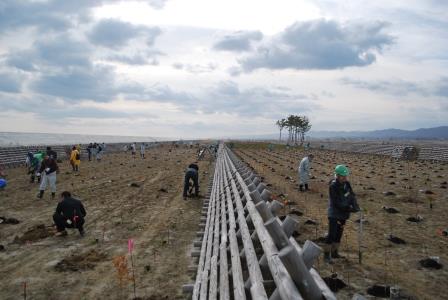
top-left (326, 218), bottom-right (346, 244)
top-left (53, 213), bottom-right (84, 232)
top-left (183, 171), bottom-right (199, 197)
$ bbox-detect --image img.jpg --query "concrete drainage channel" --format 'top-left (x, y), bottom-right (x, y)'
top-left (183, 145), bottom-right (336, 299)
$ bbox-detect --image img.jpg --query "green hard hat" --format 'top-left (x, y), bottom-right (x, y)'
top-left (335, 165), bottom-right (349, 176)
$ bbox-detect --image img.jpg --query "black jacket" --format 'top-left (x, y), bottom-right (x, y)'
top-left (39, 158), bottom-right (59, 174)
top-left (328, 179), bottom-right (359, 220)
top-left (46, 150), bottom-right (58, 160)
top-left (55, 197), bottom-right (86, 221)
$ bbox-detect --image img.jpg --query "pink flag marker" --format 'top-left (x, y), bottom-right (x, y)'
top-left (128, 239), bottom-right (134, 254)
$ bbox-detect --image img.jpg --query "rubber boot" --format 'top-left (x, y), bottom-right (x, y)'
top-left (299, 184), bottom-right (304, 192)
top-left (305, 183), bottom-right (309, 191)
top-left (37, 190), bottom-right (44, 199)
top-left (323, 244), bottom-right (333, 264)
top-left (331, 243), bottom-right (345, 259)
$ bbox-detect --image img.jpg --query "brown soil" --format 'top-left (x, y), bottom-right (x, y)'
top-left (234, 142), bottom-right (448, 300)
top-left (55, 249), bottom-right (108, 272)
top-left (13, 224), bottom-right (53, 244)
top-left (0, 144), bottom-right (213, 300)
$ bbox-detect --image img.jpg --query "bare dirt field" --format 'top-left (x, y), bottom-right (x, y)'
top-left (233, 142), bottom-right (448, 300)
top-left (0, 145), bottom-right (212, 300)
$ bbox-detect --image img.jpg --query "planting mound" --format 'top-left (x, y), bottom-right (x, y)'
top-left (13, 224), bottom-right (53, 244)
top-left (55, 249), bottom-right (107, 272)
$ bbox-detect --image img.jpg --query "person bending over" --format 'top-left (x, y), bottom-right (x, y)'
top-left (53, 191), bottom-right (86, 237)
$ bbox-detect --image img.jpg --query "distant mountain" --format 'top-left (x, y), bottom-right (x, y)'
top-left (227, 126), bottom-right (448, 140)
top-left (309, 126), bottom-right (448, 139)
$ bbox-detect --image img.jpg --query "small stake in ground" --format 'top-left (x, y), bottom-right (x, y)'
top-left (23, 282), bottom-right (26, 300)
top-left (128, 239), bottom-right (137, 299)
top-left (358, 210), bottom-right (364, 265)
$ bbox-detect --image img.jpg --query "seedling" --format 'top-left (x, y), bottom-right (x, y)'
top-left (22, 282), bottom-right (26, 300)
top-left (128, 239), bottom-right (137, 299)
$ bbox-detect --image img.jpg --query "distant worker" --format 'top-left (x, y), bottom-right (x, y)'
top-left (298, 154), bottom-right (313, 192)
top-left (46, 146), bottom-right (58, 160)
top-left (70, 146), bottom-right (80, 172)
top-left (87, 143), bottom-right (93, 161)
top-left (183, 163), bottom-right (199, 200)
top-left (140, 143), bottom-right (146, 159)
top-left (131, 143), bottom-right (136, 159)
top-left (37, 155), bottom-right (59, 199)
top-left (324, 165), bottom-right (360, 264)
top-left (53, 191), bottom-right (86, 237)
top-left (0, 178), bottom-right (6, 190)
top-left (27, 151), bottom-right (44, 183)
top-left (96, 142), bottom-right (103, 161)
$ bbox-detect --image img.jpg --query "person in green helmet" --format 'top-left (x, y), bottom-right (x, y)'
top-left (324, 164), bottom-right (360, 264)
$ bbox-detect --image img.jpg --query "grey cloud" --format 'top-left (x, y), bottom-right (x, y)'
top-left (148, 0), bottom-right (169, 9)
top-left (434, 78), bottom-right (448, 97)
top-left (171, 62), bottom-right (217, 74)
top-left (172, 63), bottom-right (184, 70)
top-left (240, 20), bottom-right (394, 71)
top-left (227, 66), bottom-right (242, 77)
top-left (106, 50), bottom-right (163, 65)
top-left (3, 32), bottom-right (160, 102)
top-left (143, 84), bottom-right (195, 105)
top-left (213, 31), bottom-right (263, 52)
top-left (31, 65), bottom-right (138, 102)
top-left (0, 0), bottom-right (169, 33)
top-left (87, 19), bottom-right (161, 49)
top-left (0, 0), bottom-right (74, 33)
top-left (5, 35), bottom-right (93, 71)
top-left (340, 77), bottom-right (448, 98)
top-left (0, 72), bottom-right (22, 93)
top-left (0, 95), bottom-right (146, 120)
top-left (197, 81), bottom-right (318, 116)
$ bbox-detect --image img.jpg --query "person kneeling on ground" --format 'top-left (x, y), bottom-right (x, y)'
top-left (324, 164), bottom-right (360, 264)
top-left (183, 163), bottom-right (199, 200)
top-left (53, 191), bottom-right (86, 237)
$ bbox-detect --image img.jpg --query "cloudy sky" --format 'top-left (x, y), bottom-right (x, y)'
top-left (0, 0), bottom-right (447, 138)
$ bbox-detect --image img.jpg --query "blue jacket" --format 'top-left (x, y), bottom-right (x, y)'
top-left (328, 179), bottom-right (359, 220)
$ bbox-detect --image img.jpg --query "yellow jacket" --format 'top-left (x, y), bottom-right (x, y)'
top-left (70, 149), bottom-right (80, 165)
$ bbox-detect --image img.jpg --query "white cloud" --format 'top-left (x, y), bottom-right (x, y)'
top-left (0, 0), bottom-right (447, 138)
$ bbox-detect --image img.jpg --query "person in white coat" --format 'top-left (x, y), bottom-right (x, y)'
top-left (140, 143), bottom-right (146, 159)
top-left (298, 154), bottom-right (313, 192)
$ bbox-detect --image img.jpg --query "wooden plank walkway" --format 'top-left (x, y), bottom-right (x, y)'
top-left (184, 145), bottom-right (336, 299)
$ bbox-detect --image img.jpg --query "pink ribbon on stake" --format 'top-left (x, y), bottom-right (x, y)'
top-left (128, 239), bottom-right (134, 254)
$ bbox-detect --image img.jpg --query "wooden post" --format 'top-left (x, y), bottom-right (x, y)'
top-left (255, 201), bottom-right (273, 221)
top-left (269, 200), bottom-right (284, 216)
top-left (260, 189), bottom-right (272, 202)
top-left (279, 245), bottom-right (323, 300)
top-left (301, 240), bottom-right (321, 270)
top-left (264, 218), bottom-right (290, 250)
top-left (281, 216), bottom-right (299, 238)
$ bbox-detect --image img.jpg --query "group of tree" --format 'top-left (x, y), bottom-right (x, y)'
top-left (275, 115), bottom-right (311, 145)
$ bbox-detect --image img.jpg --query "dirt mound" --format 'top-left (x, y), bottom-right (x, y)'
top-left (323, 274), bottom-right (347, 292)
top-left (367, 285), bottom-right (390, 298)
top-left (419, 258), bottom-right (443, 270)
top-left (55, 249), bottom-right (107, 272)
top-left (134, 296), bottom-right (170, 300)
top-left (0, 216), bottom-right (20, 224)
top-left (13, 224), bottom-right (52, 244)
top-left (387, 234), bottom-right (406, 244)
